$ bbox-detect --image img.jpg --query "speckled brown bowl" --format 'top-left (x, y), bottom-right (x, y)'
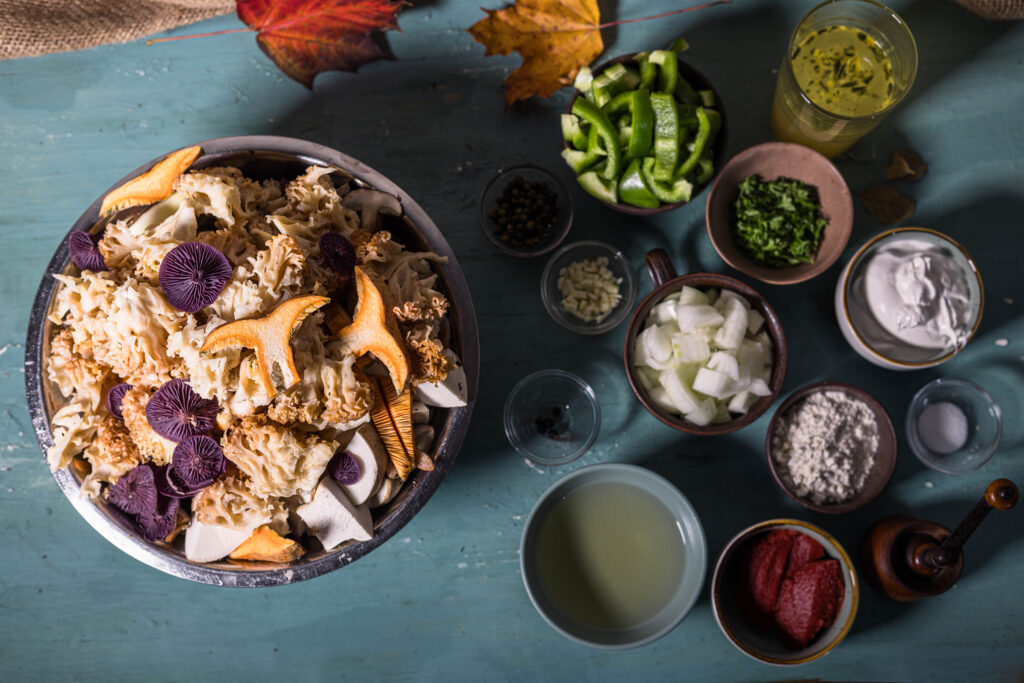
top-left (706, 142), bottom-right (853, 285)
top-left (765, 381), bottom-right (897, 514)
top-left (623, 249), bottom-right (787, 436)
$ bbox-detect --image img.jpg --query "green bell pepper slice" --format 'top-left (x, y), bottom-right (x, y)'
top-left (634, 52), bottom-right (658, 91)
top-left (666, 37), bottom-right (690, 54)
top-left (618, 158), bottom-right (660, 209)
top-left (676, 106), bottom-right (711, 178)
top-left (649, 92), bottom-right (680, 182)
top-left (649, 50), bottom-right (678, 95)
top-left (641, 157), bottom-right (693, 204)
top-left (603, 89), bottom-right (655, 158)
top-left (592, 63), bottom-right (633, 107)
top-left (675, 76), bottom-right (702, 106)
top-left (695, 154), bottom-right (715, 185)
top-left (572, 97), bottom-right (621, 181)
top-left (705, 108), bottom-right (722, 145)
top-left (577, 171), bottom-right (618, 204)
top-left (561, 114), bottom-right (588, 150)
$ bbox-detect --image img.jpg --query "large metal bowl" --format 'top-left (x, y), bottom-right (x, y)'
top-left (24, 136), bottom-right (479, 587)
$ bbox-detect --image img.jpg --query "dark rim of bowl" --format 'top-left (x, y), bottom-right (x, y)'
top-left (711, 518), bottom-right (858, 665)
top-left (564, 53), bottom-right (728, 215)
top-left (765, 381), bottom-right (898, 514)
top-left (478, 163), bottom-right (574, 258)
top-left (704, 142), bottom-right (853, 285)
top-left (840, 227), bottom-right (984, 368)
top-left (24, 135), bottom-right (480, 586)
top-left (623, 269), bottom-right (788, 436)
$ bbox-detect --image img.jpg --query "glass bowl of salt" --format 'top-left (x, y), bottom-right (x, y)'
top-left (906, 378), bottom-right (1002, 474)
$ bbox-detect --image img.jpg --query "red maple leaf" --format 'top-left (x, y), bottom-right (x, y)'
top-left (236, 0), bottom-right (404, 88)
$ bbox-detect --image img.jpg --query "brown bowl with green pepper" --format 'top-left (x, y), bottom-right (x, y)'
top-left (562, 49), bottom-right (727, 215)
top-left (705, 142), bottom-right (853, 285)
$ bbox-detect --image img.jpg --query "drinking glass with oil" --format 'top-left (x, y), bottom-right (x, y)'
top-left (771, 0), bottom-right (917, 158)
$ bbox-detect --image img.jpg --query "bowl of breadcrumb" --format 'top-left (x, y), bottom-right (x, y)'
top-left (765, 381), bottom-right (897, 514)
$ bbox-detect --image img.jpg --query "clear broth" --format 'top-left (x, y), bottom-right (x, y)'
top-left (535, 481), bottom-right (686, 631)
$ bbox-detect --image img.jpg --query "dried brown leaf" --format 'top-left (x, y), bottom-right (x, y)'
top-left (884, 150), bottom-right (928, 181)
top-left (861, 185), bottom-right (916, 224)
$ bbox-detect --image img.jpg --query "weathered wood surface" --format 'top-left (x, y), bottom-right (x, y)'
top-left (1, 1), bottom-right (1021, 680)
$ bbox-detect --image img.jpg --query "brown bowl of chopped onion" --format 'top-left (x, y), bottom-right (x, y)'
top-left (623, 249), bottom-right (787, 436)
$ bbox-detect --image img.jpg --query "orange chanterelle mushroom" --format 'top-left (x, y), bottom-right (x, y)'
top-left (200, 295), bottom-right (330, 399)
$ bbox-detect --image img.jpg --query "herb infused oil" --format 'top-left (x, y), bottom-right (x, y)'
top-left (791, 25), bottom-right (895, 117)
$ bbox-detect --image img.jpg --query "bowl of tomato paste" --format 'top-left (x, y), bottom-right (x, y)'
top-left (711, 519), bottom-right (858, 665)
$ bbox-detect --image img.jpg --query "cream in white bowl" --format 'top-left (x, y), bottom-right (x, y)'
top-left (834, 228), bottom-right (983, 370)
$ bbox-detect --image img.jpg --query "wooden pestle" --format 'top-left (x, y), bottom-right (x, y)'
top-left (909, 479), bottom-right (1019, 576)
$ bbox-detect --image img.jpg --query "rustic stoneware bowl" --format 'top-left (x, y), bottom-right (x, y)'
top-left (520, 463), bottom-right (707, 649)
top-left (623, 249), bottom-right (787, 436)
top-left (834, 227), bottom-right (984, 370)
top-left (712, 518), bottom-right (859, 665)
top-left (766, 381), bottom-right (897, 514)
top-left (24, 136), bottom-right (480, 586)
top-left (706, 142), bottom-right (853, 285)
top-left (565, 53), bottom-right (728, 215)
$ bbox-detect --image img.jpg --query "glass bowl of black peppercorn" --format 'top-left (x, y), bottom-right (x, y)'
top-left (504, 370), bottom-right (601, 466)
top-left (480, 164), bottom-right (573, 257)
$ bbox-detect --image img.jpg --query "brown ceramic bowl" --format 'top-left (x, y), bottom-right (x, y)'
top-left (706, 142), bottom-right (853, 285)
top-left (623, 249), bottom-right (788, 436)
top-left (565, 53), bottom-right (728, 215)
top-left (766, 381), bottom-right (898, 514)
top-left (712, 518), bottom-right (859, 665)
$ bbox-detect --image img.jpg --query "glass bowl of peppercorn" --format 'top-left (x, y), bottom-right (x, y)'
top-left (480, 164), bottom-right (573, 257)
top-left (504, 369), bottom-right (601, 466)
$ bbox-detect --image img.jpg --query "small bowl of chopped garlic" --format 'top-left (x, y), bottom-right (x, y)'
top-left (541, 241), bottom-right (637, 335)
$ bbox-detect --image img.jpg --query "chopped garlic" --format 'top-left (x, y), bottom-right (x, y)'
top-left (557, 257), bottom-right (622, 324)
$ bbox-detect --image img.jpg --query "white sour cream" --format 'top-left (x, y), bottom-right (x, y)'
top-left (862, 239), bottom-right (971, 349)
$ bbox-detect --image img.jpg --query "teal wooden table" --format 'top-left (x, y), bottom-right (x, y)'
top-left (2, 1), bottom-right (1022, 680)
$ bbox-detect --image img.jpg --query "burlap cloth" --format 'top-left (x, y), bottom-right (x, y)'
top-left (0, 0), bottom-right (1021, 61)
top-left (0, 0), bottom-right (235, 60)
top-left (953, 0), bottom-right (1024, 19)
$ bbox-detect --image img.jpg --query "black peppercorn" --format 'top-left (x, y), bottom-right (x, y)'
top-left (488, 175), bottom-right (560, 250)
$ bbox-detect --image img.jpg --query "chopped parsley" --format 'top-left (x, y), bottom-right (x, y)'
top-left (732, 175), bottom-right (829, 267)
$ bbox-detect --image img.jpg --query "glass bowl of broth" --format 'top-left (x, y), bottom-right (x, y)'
top-left (519, 463), bottom-right (707, 648)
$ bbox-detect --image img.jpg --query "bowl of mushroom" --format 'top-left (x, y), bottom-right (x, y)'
top-left (25, 136), bottom-right (479, 586)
